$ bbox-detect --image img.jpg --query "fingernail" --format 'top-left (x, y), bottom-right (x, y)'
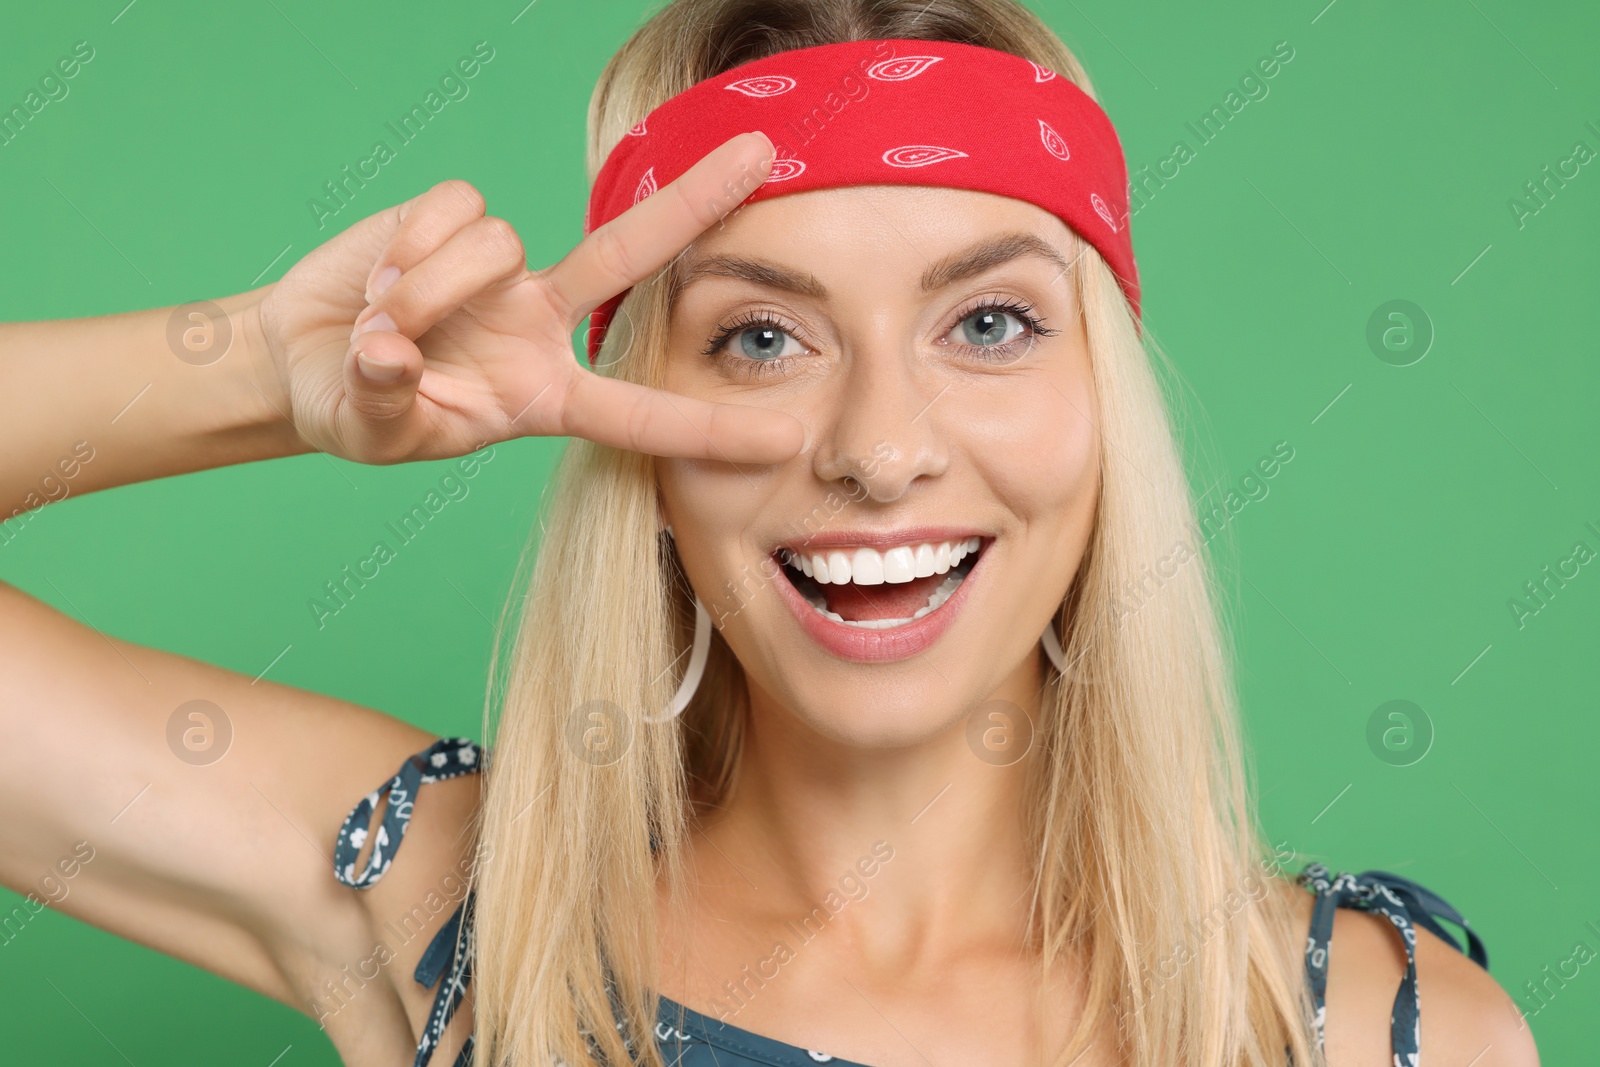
top-left (367, 265), bottom-right (401, 301)
top-left (353, 310), bottom-right (397, 339)
top-left (356, 350), bottom-right (405, 383)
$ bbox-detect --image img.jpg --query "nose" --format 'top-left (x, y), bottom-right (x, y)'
top-left (811, 344), bottom-right (950, 503)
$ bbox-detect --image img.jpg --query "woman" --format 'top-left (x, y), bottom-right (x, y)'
top-left (0, 1), bottom-right (1536, 1065)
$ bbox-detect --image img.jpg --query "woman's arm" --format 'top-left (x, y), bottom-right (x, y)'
top-left (2, 130), bottom-right (799, 534)
top-left (0, 574), bottom-right (444, 1005)
top-left (0, 289), bottom-right (308, 524)
top-left (0, 133), bottom-right (791, 1048)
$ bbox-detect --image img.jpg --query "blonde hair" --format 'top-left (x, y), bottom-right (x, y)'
top-left (474, 2), bottom-right (1321, 1065)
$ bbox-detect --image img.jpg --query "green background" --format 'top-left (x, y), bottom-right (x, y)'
top-left (2, 0), bottom-right (1596, 1061)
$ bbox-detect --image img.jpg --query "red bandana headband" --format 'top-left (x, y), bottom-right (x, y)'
top-left (583, 38), bottom-right (1139, 362)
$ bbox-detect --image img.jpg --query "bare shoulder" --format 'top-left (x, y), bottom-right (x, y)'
top-left (1414, 919), bottom-right (1539, 1067)
top-left (1275, 874), bottom-right (1538, 1067)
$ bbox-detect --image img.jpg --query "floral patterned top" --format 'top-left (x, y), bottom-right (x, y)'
top-left (332, 738), bottom-right (1489, 1067)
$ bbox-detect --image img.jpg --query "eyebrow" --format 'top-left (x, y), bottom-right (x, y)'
top-left (919, 232), bottom-right (1075, 292)
top-left (670, 231), bottom-right (1074, 304)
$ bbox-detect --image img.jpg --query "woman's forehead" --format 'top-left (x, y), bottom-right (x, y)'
top-left (677, 185), bottom-right (1081, 293)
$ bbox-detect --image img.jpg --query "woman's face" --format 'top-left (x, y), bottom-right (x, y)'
top-left (657, 186), bottom-right (1100, 747)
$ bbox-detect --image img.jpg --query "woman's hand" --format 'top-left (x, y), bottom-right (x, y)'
top-left (255, 132), bottom-right (801, 465)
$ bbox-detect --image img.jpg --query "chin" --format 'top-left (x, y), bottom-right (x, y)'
top-left (756, 664), bottom-right (993, 750)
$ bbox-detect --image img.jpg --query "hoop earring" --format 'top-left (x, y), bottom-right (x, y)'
top-left (1041, 614), bottom-right (1068, 676)
top-left (654, 596), bottom-right (711, 721)
top-left (650, 526), bottom-right (709, 722)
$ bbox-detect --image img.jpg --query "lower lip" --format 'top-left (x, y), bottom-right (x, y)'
top-left (772, 547), bottom-right (985, 662)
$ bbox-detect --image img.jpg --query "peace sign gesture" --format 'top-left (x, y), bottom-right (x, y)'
top-left (255, 132), bottom-right (801, 465)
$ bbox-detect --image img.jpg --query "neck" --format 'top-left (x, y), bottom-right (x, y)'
top-left (695, 651), bottom-right (1050, 965)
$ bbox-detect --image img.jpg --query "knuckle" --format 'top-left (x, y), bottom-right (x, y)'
top-left (478, 215), bottom-right (525, 264)
top-left (623, 397), bottom-right (654, 453)
top-left (436, 179), bottom-right (487, 217)
top-left (347, 393), bottom-right (413, 436)
top-left (349, 397), bottom-right (405, 425)
top-left (388, 275), bottom-right (433, 320)
top-left (590, 227), bottom-right (638, 286)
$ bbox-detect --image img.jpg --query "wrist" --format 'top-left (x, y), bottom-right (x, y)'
top-left (222, 286), bottom-right (315, 457)
top-left (165, 287), bottom-right (314, 461)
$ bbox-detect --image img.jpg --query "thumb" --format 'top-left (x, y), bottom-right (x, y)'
top-left (340, 316), bottom-right (426, 458)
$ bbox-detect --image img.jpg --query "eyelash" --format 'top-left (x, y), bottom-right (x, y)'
top-left (700, 309), bottom-right (804, 378)
top-left (700, 298), bottom-right (1058, 377)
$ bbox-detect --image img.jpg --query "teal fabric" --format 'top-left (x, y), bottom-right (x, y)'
top-left (334, 739), bottom-right (1487, 1067)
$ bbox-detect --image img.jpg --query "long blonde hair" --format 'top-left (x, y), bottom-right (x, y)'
top-left (474, 2), bottom-right (1320, 1064)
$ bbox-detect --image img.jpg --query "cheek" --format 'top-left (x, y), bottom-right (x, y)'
top-left (946, 372), bottom-right (1099, 521)
top-left (658, 459), bottom-right (779, 610)
top-left (658, 458), bottom-right (758, 541)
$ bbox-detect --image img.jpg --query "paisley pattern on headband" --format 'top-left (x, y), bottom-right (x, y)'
top-left (866, 55), bottom-right (942, 80)
top-left (1038, 118), bottom-right (1071, 161)
top-left (724, 74), bottom-right (797, 97)
top-left (633, 167), bottom-right (657, 205)
top-left (1090, 192), bottom-right (1118, 231)
top-left (585, 38), bottom-right (1146, 362)
top-left (334, 738), bottom-right (1489, 1067)
top-left (881, 144), bottom-right (969, 168)
top-left (766, 158), bottom-right (807, 181)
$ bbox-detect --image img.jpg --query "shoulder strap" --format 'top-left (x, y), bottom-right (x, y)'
top-left (332, 737), bottom-right (486, 1067)
top-left (1297, 862), bottom-right (1490, 1067)
top-left (1354, 868), bottom-right (1489, 968)
top-left (413, 894), bottom-right (477, 1067)
top-left (333, 737), bottom-right (483, 889)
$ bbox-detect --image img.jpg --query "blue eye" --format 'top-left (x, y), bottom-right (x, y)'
top-left (956, 309), bottom-right (1027, 346)
top-left (701, 314), bottom-right (809, 374)
top-left (734, 325), bottom-right (802, 361)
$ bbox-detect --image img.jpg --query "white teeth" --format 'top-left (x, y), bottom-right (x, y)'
top-left (777, 537), bottom-right (983, 630)
top-left (826, 550), bottom-right (852, 584)
top-left (882, 546), bottom-right (915, 583)
top-left (791, 537), bottom-right (982, 589)
top-left (851, 547), bottom-right (885, 585)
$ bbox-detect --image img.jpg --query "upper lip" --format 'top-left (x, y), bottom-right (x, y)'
top-left (770, 526), bottom-right (989, 554)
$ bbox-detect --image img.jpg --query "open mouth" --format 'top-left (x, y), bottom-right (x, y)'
top-left (775, 537), bottom-right (984, 630)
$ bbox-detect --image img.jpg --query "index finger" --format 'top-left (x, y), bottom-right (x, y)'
top-left (542, 131), bottom-right (774, 326)
top-left (558, 369), bottom-right (805, 465)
